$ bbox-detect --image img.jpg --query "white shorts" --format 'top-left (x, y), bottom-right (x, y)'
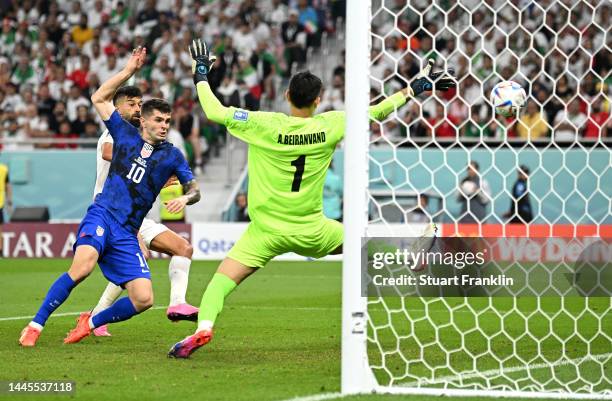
top-left (139, 218), bottom-right (169, 248)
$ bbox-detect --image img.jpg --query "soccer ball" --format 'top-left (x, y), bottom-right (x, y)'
top-left (490, 81), bottom-right (526, 118)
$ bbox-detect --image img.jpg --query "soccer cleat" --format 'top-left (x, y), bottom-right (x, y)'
top-left (64, 312), bottom-right (92, 344)
top-left (166, 303), bottom-right (199, 322)
top-left (93, 324), bottom-right (111, 337)
top-left (19, 325), bottom-right (41, 347)
top-left (168, 329), bottom-right (212, 359)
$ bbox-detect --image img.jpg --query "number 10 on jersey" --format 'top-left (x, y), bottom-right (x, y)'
top-left (127, 163), bottom-right (145, 184)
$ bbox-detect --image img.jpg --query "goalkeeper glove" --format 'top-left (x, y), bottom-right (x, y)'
top-left (409, 59), bottom-right (456, 97)
top-left (188, 38), bottom-right (217, 84)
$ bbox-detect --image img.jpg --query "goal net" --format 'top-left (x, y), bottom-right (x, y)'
top-left (342, 1), bottom-right (611, 399)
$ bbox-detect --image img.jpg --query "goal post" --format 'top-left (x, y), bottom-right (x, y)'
top-left (342, 0), bottom-right (376, 394)
top-left (342, 0), bottom-right (611, 399)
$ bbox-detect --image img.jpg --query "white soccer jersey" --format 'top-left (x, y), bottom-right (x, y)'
top-left (93, 130), bottom-right (113, 199)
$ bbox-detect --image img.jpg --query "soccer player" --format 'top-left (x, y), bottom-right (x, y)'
top-left (19, 47), bottom-right (201, 347)
top-left (168, 39), bottom-right (454, 358)
top-left (80, 85), bottom-right (198, 338)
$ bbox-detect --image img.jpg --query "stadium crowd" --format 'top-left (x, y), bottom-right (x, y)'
top-left (0, 0), bottom-right (345, 170)
top-left (367, 0), bottom-right (611, 143)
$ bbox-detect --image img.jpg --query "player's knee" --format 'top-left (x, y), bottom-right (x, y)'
top-left (176, 240), bottom-right (193, 258)
top-left (132, 292), bottom-right (154, 312)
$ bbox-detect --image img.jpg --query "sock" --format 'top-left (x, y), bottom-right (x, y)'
top-left (91, 282), bottom-right (123, 316)
top-left (197, 273), bottom-right (237, 330)
top-left (168, 256), bottom-right (191, 306)
top-left (90, 297), bottom-right (138, 328)
top-left (32, 273), bottom-right (76, 327)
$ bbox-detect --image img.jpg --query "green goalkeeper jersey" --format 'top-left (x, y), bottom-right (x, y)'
top-left (224, 108), bottom-right (345, 233)
top-left (196, 82), bottom-right (407, 234)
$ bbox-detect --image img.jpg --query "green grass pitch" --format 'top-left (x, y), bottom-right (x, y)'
top-left (0, 259), bottom-right (609, 401)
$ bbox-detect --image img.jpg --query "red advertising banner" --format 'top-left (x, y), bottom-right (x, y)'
top-left (440, 224), bottom-right (612, 237)
top-left (1, 223), bottom-right (191, 259)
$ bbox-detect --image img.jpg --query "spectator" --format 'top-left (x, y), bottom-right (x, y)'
top-left (20, 104), bottom-right (50, 149)
top-left (48, 101), bottom-right (70, 134)
top-left (233, 22), bottom-right (257, 59)
top-left (80, 121), bottom-right (99, 149)
top-left (503, 165), bottom-right (533, 223)
top-left (281, 9), bottom-right (306, 76)
top-left (10, 56), bottom-right (36, 87)
top-left (584, 98), bottom-right (609, 139)
top-left (71, 104), bottom-right (94, 136)
top-left (297, 0), bottom-right (320, 48)
top-left (428, 103), bottom-right (458, 139)
top-left (54, 121), bottom-right (78, 149)
top-left (65, 84), bottom-right (89, 121)
top-left (553, 99), bottom-right (587, 142)
top-left (457, 161), bottom-right (491, 223)
top-left (36, 84), bottom-right (57, 119)
top-left (235, 193), bottom-right (250, 222)
top-left (323, 162), bottom-right (343, 221)
top-left (109, 1), bottom-right (130, 27)
top-left (96, 53), bottom-right (121, 83)
top-left (71, 13), bottom-right (93, 48)
top-left (67, 54), bottom-right (91, 90)
top-left (319, 73), bottom-right (344, 111)
top-left (517, 100), bottom-right (549, 140)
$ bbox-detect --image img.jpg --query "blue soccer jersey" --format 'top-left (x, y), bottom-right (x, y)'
top-left (95, 110), bottom-right (193, 231)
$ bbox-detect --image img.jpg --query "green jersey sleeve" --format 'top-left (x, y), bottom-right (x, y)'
top-left (223, 107), bottom-right (286, 146)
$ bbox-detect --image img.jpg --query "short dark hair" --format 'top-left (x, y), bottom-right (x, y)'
top-left (470, 161), bottom-right (480, 170)
top-left (288, 71), bottom-right (322, 109)
top-left (113, 85), bottom-right (142, 104)
top-left (519, 164), bottom-right (530, 175)
top-left (141, 98), bottom-right (171, 117)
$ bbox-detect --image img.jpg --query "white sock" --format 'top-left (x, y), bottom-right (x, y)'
top-left (88, 316), bottom-right (95, 329)
top-left (168, 256), bottom-right (191, 306)
top-left (91, 282), bottom-right (123, 316)
top-left (29, 322), bottom-right (43, 331)
top-left (197, 320), bottom-right (214, 332)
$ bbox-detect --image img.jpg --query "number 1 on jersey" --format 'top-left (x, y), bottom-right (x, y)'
top-left (290, 155), bottom-right (306, 192)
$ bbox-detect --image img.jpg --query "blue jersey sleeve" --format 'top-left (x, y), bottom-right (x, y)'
top-left (103, 110), bottom-right (138, 141)
top-left (173, 148), bottom-right (194, 184)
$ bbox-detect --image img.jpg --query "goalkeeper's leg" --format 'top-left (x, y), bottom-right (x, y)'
top-left (168, 258), bottom-right (255, 358)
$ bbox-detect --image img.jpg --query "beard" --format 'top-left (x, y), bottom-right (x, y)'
top-left (128, 115), bottom-right (141, 128)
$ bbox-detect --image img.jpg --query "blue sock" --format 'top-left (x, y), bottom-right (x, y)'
top-left (32, 273), bottom-right (76, 326)
top-left (91, 297), bottom-right (138, 327)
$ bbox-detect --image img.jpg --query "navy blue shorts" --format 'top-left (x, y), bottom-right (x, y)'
top-left (74, 204), bottom-right (150, 286)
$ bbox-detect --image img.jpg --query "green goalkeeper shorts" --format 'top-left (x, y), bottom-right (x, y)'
top-left (227, 218), bottom-right (343, 268)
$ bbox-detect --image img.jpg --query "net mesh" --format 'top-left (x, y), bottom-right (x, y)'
top-left (364, 0), bottom-right (611, 396)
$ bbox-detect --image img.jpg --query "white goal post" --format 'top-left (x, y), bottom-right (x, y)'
top-left (342, 0), bottom-right (611, 399)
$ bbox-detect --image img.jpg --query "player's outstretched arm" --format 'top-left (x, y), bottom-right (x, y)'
top-left (91, 46), bottom-right (147, 121)
top-left (164, 179), bottom-right (201, 214)
top-left (369, 59), bottom-right (455, 121)
top-left (188, 39), bottom-right (229, 125)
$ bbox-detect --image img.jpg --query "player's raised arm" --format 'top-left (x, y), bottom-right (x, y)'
top-left (188, 39), bottom-right (228, 125)
top-left (91, 47), bottom-right (147, 121)
top-left (368, 59), bottom-right (455, 121)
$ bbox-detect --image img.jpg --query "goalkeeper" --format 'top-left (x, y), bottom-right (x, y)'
top-left (169, 39), bottom-right (455, 358)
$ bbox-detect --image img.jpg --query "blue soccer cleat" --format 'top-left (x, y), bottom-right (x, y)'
top-left (168, 329), bottom-right (213, 359)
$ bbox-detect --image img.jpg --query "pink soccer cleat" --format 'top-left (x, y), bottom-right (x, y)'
top-left (166, 303), bottom-right (199, 322)
top-left (93, 324), bottom-right (112, 337)
top-left (168, 329), bottom-right (213, 359)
